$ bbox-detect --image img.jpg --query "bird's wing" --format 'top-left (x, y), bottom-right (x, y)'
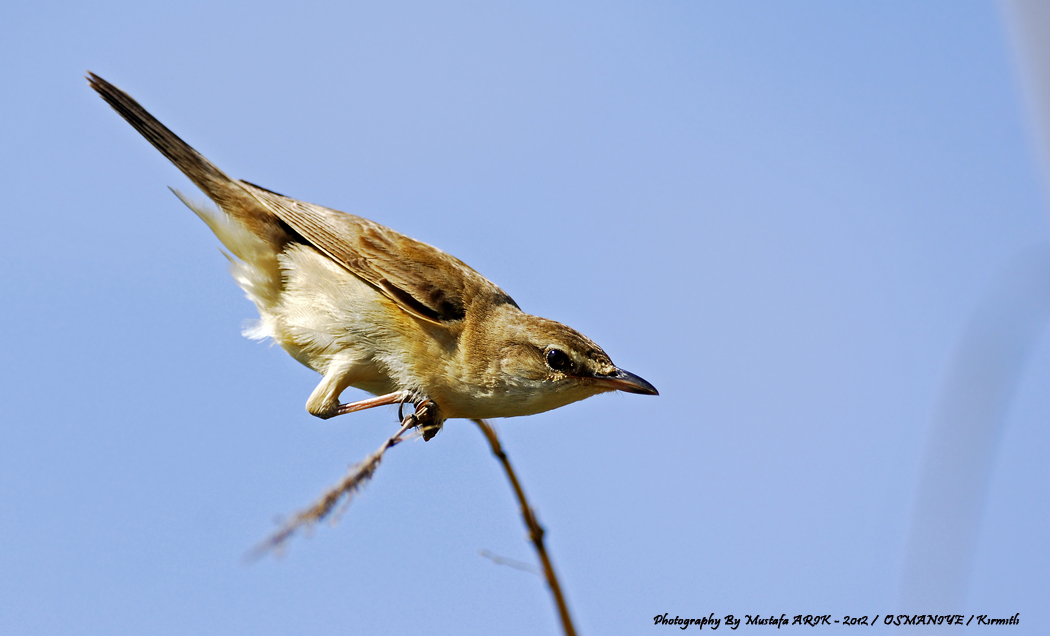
top-left (241, 181), bottom-right (517, 325)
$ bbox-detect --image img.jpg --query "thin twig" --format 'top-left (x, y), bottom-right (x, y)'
top-left (247, 415), bottom-right (417, 560)
top-left (472, 419), bottom-right (577, 636)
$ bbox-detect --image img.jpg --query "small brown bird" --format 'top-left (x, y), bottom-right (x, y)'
top-left (89, 73), bottom-right (657, 438)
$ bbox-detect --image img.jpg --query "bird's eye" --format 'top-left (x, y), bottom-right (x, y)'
top-left (545, 348), bottom-right (573, 373)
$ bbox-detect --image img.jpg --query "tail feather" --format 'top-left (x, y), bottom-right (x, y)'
top-left (88, 72), bottom-right (289, 250)
top-left (88, 73), bottom-right (235, 203)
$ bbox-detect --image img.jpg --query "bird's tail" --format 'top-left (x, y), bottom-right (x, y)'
top-left (89, 72), bottom-right (288, 311)
top-left (87, 72), bottom-right (289, 251)
top-left (88, 73), bottom-right (238, 205)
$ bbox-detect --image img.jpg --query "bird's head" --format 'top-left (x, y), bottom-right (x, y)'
top-left (472, 306), bottom-right (657, 417)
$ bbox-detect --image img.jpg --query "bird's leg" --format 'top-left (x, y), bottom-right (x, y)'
top-left (325, 390), bottom-right (413, 419)
top-left (315, 384), bottom-right (441, 442)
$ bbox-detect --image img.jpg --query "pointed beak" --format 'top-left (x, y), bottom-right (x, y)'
top-left (592, 368), bottom-right (659, 395)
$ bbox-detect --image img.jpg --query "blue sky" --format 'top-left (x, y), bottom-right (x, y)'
top-left (2, 2), bottom-right (1047, 634)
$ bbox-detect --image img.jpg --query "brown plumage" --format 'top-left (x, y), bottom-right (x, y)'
top-left (88, 72), bottom-right (656, 438)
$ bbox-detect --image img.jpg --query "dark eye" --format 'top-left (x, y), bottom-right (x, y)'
top-left (545, 348), bottom-right (573, 373)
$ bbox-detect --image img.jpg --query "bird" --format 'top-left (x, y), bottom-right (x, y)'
top-left (88, 72), bottom-right (657, 439)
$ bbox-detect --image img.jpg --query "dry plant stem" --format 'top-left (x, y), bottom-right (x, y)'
top-left (472, 419), bottom-right (577, 636)
top-left (249, 414), bottom-right (417, 559)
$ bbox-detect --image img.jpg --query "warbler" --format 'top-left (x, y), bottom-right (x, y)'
top-left (89, 73), bottom-right (657, 438)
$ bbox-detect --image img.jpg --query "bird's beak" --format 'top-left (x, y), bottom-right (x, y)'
top-left (592, 368), bottom-right (659, 395)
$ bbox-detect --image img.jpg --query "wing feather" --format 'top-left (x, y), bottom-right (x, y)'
top-left (241, 181), bottom-right (516, 325)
